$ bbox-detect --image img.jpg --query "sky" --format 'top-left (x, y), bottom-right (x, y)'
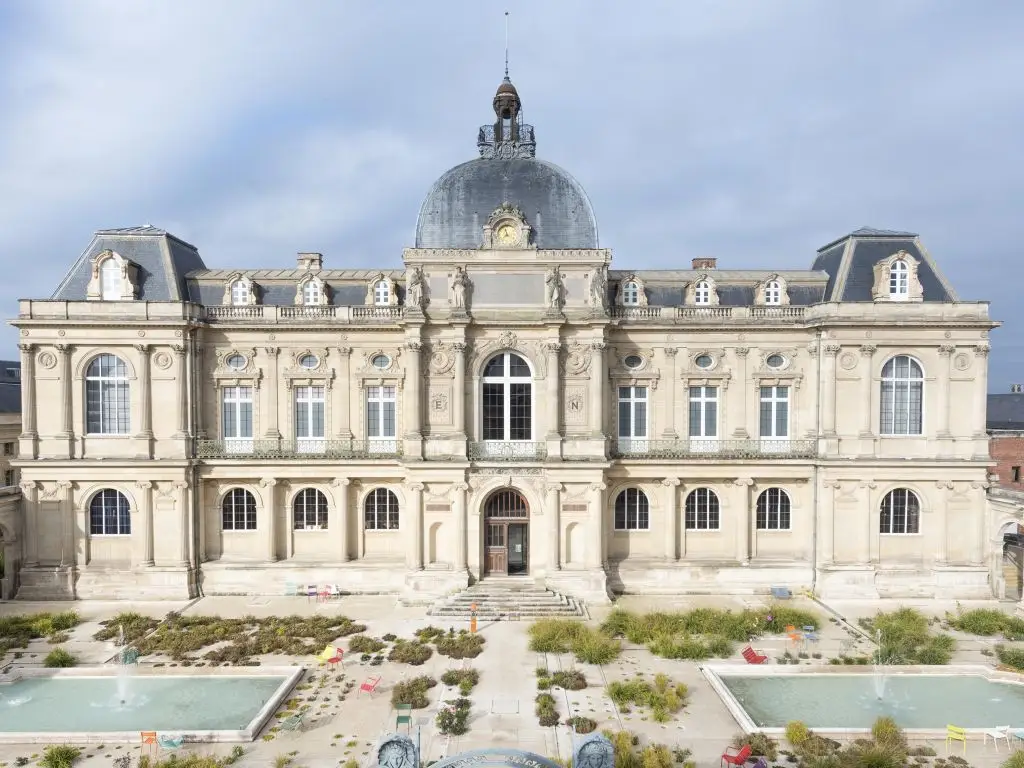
top-left (1, 1), bottom-right (1022, 389)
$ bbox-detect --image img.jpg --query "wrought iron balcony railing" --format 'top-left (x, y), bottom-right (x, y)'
top-left (196, 439), bottom-right (402, 460)
top-left (468, 441), bottom-right (548, 461)
top-left (612, 438), bottom-right (817, 459)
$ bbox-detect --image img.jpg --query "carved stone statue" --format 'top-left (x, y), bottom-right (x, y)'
top-left (377, 735), bottom-right (417, 768)
top-left (406, 266), bottom-right (424, 310)
top-left (450, 266), bottom-right (469, 310)
top-left (573, 733), bottom-right (614, 768)
top-left (590, 266), bottom-right (608, 309)
top-left (545, 267), bottom-right (564, 310)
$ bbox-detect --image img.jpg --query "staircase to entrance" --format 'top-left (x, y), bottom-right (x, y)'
top-left (427, 577), bottom-right (587, 620)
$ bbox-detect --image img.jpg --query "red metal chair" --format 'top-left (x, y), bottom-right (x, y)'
top-left (741, 646), bottom-right (768, 664)
top-left (722, 744), bottom-right (752, 768)
top-left (327, 648), bottom-right (344, 669)
top-left (359, 675), bottom-right (382, 696)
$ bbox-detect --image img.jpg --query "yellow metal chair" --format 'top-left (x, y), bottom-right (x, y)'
top-left (946, 725), bottom-right (967, 755)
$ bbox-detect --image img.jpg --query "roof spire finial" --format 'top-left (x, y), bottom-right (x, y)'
top-left (504, 10), bottom-right (510, 79)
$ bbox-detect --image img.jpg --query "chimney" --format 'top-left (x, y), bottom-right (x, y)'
top-left (692, 257), bottom-right (717, 270)
top-left (1012, 384), bottom-right (1023, 393)
top-left (297, 252), bottom-right (323, 271)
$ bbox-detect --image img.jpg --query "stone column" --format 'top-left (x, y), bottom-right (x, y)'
top-left (263, 347), bottom-right (281, 440)
top-left (544, 342), bottom-right (561, 439)
top-left (405, 342), bottom-right (423, 438)
top-left (859, 345), bottom-right (877, 436)
top-left (452, 343), bottom-right (467, 437)
top-left (734, 478), bottom-right (753, 564)
top-left (197, 478), bottom-right (207, 563)
top-left (662, 478), bottom-right (680, 560)
top-left (589, 342), bottom-right (607, 437)
top-left (587, 483), bottom-right (606, 568)
top-left (61, 481), bottom-right (77, 567)
top-left (56, 344), bottom-right (74, 442)
top-left (20, 481), bottom-right (39, 566)
top-left (453, 482), bottom-right (469, 571)
top-left (334, 347), bottom-right (353, 440)
top-left (819, 481), bottom-right (839, 566)
top-left (663, 348), bottom-right (678, 438)
top-left (18, 343), bottom-right (37, 441)
top-left (733, 347), bottom-right (750, 438)
top-left (260, 478), bottom-right (278, 562)
top-left (937, 345), bottom-right (955, 437)
top-left (545, 483), bottom-right (561, 571)
top-left (195, 344), bottom-right (207, 439)
top-left (356, 484), bottom-right (366, 560)
top-left (134, 345), bottom-right (153, 438)
top-left (864, 483), bottom-right (878, 564)
top-left (331, 478), bottom-right (350, 562)
top-left (822, 344), bottom-right (840, 436)
top-left (176, 482), bottom-right (191, 566)
top-left (172, 344), bottom-right (188, 438)
top-left (407, 482), bottom-right (424, 570)
top-left (973, 345), bottom-right (991, 437)
top-left (935, 481), bottom-right (950, 564)
top-left (135, 480), bottom-right (154, 567)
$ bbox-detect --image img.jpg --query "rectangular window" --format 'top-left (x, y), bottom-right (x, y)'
top-left (482, 383), bottom-right (505, 441)
top-left (365, 385), bottom-right (397, 452)
top-left (4, 469), bottom-right (15, 487)
top-left (1014, 466), bottom-right (1022, 483)
top-left (509, 383), bottom-right (532, 440)
top-left (617, 386), bottom-right (648, 453)
top-left (881, 380), bottom-right (923, 434)
top-left (759, 386), bottom-right (790, 447)
top-left (2, 442), bottom-right (13, 456)
top-left (86, 377), bottom-right (130, 434)
top-left (221, 386), bottom-right (253, 453)
top-left (295, 386), bottom-right (326, 452)
top-left (688, 386), bottom-right (718, 451)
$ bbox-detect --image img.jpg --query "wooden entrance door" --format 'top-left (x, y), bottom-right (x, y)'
top-left (482, 489), bottom-right (529, 576)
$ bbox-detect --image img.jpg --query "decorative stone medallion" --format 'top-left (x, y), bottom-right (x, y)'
top-left (37, 351), bottom-right (57, 370)
top-left (840, 352), bottom-right (858, 370)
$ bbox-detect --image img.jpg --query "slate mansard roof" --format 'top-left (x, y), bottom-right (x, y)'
top-left (0, 360), bottom-right (21, 415)
top-left (988, 394), bottom-right (1024, 431)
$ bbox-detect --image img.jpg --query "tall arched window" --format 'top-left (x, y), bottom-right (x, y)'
top-left (85, 354), bottom-right (130, 435)
top-left (880, 355), bottom-right (923, 435)
top-left (293, 488), bottom-right (329, 530)
top-left (482, 352), bottom-right (532, 446)
top-left (755, 488), bottom-right (791, 530)
top-left (684, 488), bottom-right (720, 530)
top-left (100, 258), bottom-right (121, 300)
top-left (614, 488), bottom-right (650, 531)
top-left (889, 260), bottom-right (909, 298)
top-left (373, 280), bottom-right (390, 306)
top-left (302, 281), bottom-right (321, 305)
top-left (230, 280), bottom-right (250, 306)
top-left (622, 281), bottom-right (640, 306)
top-left (365, 488), bottom-right (400, 530)
top-left (764, 280), bottom-right (781, 305)
top-left (89, 489), bottom-right (131, 535)
top-left (880, 488), bottom-right (920, 534)
top-left (222, 488), bottom-right (257, 531)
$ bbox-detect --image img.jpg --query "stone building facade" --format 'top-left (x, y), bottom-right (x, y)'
top-left (8, 78), bottom-right (999, 602)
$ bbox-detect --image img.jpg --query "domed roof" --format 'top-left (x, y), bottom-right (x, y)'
top-left (414, 77), bottom-right (599, 250)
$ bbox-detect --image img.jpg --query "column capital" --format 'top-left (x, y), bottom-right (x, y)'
top-left (543, 342), bottom-right (562, 354)
top-left (171, 344), bottom-right (186, 355)
top-left (336, 345), bottom-right (352, 357)
top-left (974, 344), bottom-right (990, 358)
top-left (734, 347), bottom-right (750, 357)
top-left (824, 343), bottom-right (841, 356)
top-left (135, 480), bottom-right (154, 491)
top-left (451, 342), bottom-right (467, 353)
top-left (452, 482), bottom-right (470, 493)
top-left (409, 482), bottom-right (425, 492)
top-left (19, 480), bottom-right (39, 494)
top-left (55, 343), bottom-right (74, 354)
top-left (260, 477), bottom-right (278, 488)
top-left (57, 480), bottom-right (74, 492)
top-left (588, 482), bottom-right (607, 493)
top-left (18, 342), bottom-right (35, 353)
top-left (263, 346), bottom-right (280, 357)
top-left (330, 477), bottom-right (351, 488)
top-left (134, 343), bottom-right (151, 354)
top-left (938, 344), bottom-right (956, 356)
top-left (661, 478), bottom-right (681, 488)
top-left (544, 483), bottom-right (562, 494)
top-left (733, 477), bottom-right (755, 487)
top-left (589, 341), bottom-right (607, 352)
top-left (173, 481), bottom-right (191, 492)
top-left (663, 347), bottom-right (678, 358)
top-left (404, 341), bottom-right (424, 353)
top-left (859, 344), bottom-right (877, 357)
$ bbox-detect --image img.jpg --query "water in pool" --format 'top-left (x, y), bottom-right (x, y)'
top-left (721, 674), bottom-right (1024, 729)
top-left (0, 675), bottom-right (287, 733)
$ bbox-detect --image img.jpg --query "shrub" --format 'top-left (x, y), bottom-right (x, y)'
top-left (602, 606), bottom-right (819, 645)
top-left (436, 698), bottom-right (471, 735)
top-left (388, 640), bottom-right (432, 666)
top-left (94, 611), bottom-right (159, 643)
top-left (536, 692), bottom-right (559, 727)
top-left (731, 733), bottom-right (778, 761)
top-left (996, 644), bottom-right (1024, 670)
top-left (861, 608), bottom-right (955, 665)
top-left (348, 635), bottom-right (386, 654)
top-left (647, 633), bottom-right (732, 660)
top-left (440, 668), bottom-right (479, 692)
top-left (43, 647), bottom-right (76, 668)
top-left (1002, 751), bottom-right (1024, 768)
top-left (949, 609), bottom-right (1024, 640)
top-left (870, 717), bottom-right (907, 754)
top-left (528, 619), bottom-right (621, 663)
top-left (435, 631), bottom-right (485, 659)
top-left (785, 721), bottom-right (811, 747)
top-left (390, 676), bottom-right (437, 709)
top-left (607, 673), bottom-right (688, 722)
top-left (415, 626), bottom-right (446, 642)
top-left (0, 611), bottom-right (84, 655)
top-left (566, 716), bottom-right (597, 734)
top-left (551, 670), bottom-right (587, 690)
top-left (39, 746), bottom-right (81, 768)
top-left (639, 744), bottom-right (673, 768)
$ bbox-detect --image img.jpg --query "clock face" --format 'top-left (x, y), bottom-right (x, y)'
top-left (496, 224), bottom-right (516, 244)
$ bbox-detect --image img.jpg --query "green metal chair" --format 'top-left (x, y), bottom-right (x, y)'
top-left (395, 703), bottom-right (413, 732)
top-left (280, 711), bottom-right (306, 732)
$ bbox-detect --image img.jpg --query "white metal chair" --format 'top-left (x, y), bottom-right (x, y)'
top-left (984, 726), bottom-right (1011, 751)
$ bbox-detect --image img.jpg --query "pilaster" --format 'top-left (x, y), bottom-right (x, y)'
top-left (260, 478), bottom-right (278, 562)
top-left (973, 345), bottom-right (990, 439)
top-left (544, 341), bottom-right (562, 458)
top-left (937, 345), bottom-right (954, 440)
top-left (135, 480), bottom-right (154, 567)
top-left (822, 344), bottom-right (840, 437)
top-left (61, 481), bottom-right (77, 568)
top-left (734, 478), bottom-right (754, 564)
top-left (263, 347), bottom-right (281, 440)
top-left (331, 478), bottom-right (351, 562)
top-left (545, 483), bottom-right (561, 572)
top-left (733, 347), bottom-right (750, 438)
top-left (19, 481), bottom-right (39, 567)
top-left (663, 347), bottom-right (679, 438)
top-left (661, 478), bottom-right (680, 561)
top-left (453, 482), bottom-right (469, 572)
top-left (18, 343), bottom-right (38, 457)
top-left (172, 344), bottom-right (188, 439)
top-left (589, 342), bottom-right (607, 440)
top-left (858, 345), bottom-right (877, 438)
top-left (404, 341), bottom-right (423, 459)
top-left (176, 482), bottom-right (191, 567)
top-left (408, 482), bottom-right (424, 570)
top-left (334, 347), bottom-right (353, 440)
top-left (587, 482), bottom-right (605, 568)
top-left (56, 344), bottom-right (75, 457)
top-left (452, 342), bottom-right (467, 439)
top-left (134, 344), bottom-right (154, 457)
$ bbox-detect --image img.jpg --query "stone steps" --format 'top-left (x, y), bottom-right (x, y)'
top-left (427, 580), bottom-right (586, 620)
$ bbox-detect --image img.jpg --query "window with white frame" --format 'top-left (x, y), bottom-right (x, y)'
top-left (85, 354), bottom-right (130, 435)
top-left (366, 385), bottom-right (397, 451)
top-left (295, 386), bottom-right (325, 451)
top-left (759, 386), bottom-right (789, 439)
top-left (222, 488), bottom-right (257, 531)
top-left (230, 280), bottom-right (250, 306)
top-left (293, 488), bottom-right (329, 530)
top-left (482, 352), bottom-right (532, 442)
top-left (222, 386), bottom-right (253, 450)
top-left (764, 280), bottom-right (781, 305)
top-left (694, 280), bottom-right (711, 305)
top-left (302, 280), bottom-right (321, 305)
top-left (614, 488), bottom-right (650, 530)
top-left (684, 488), bottom-right (720, 530)
top-left (373, 280), bottom-right (390, 306)
top-left (889, 260), bottom-right (909, 299)
top-left (365, 488), bottom-right (400, 530)
top-left (622, 281), bottom-right (640, 306)
top-left (89, 489), bottom-right (131, 535)
top-left (100, 259), bottom-right (121, 300)
top-left (880, 488), bottom-right (920, 534)
top-left (756, 487), bottom-right (791, 530)
top-left (617, 386), bottom-right (648, 450)
top-left (688, 386), bottom-right (718, 440)
top-left (880, 355), bottom-right (923, 435)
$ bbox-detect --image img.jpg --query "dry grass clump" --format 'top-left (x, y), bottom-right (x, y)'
top-left (606, 673), bottom-right (688, 723)
top-left (528, 619), bottom-right (621, 664)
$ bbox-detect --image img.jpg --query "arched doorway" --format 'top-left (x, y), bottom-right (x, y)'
top-left (484, 489), bottom-right (529, 576)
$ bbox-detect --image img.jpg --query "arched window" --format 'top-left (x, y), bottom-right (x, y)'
top-left (222, 488), bottom-right (257, 531)
top-left (755, 488), bottom-right (791, 530)
top-left (230, 280), bottom-right (250, 306)
top-left (365, 488), bottom-right (399, 530)
top-left (694, 281), bottom-right (711, 305)
top-left (302, 280), bottom-right (321, 305)
top-left (614, 488), bottom-right (650, 530)
top-left (85, 354), bottom-right (130, 435)
top-left (889, 260), bottom-right (909, 298)
top-left (89, 489), bottom-right (131, 535)
top-left (373, 280), bottom-right (390, 306)
top-left (482, 352), bottom-right (533, 445)
top-left (880, 488), bottom-right (920, 534)
top-left (684, 488), bottom-right (720, 530)
top-left (100, 258), bottom-right (121, 300)
top-left (622, 281), bottom-right (640, 306)
top-left (293, 488), bottom-right (328, 530)
top-left (880, 355), bottom-right (923, 435)
top-left (764, 280), bottom-right (781, 305)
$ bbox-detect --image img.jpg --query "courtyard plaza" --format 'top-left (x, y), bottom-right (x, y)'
top-left (2, 595), bottom-right (1023, 768)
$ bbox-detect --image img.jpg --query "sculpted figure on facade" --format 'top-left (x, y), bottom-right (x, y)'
top-left (589, 265), bottom-right (608, 310)
top-left (450, 266), bottom-right (469, 311)
top-left (545, 266), bottom-right (564, 311)
top-left (406, 265), bottom-right (425, 310)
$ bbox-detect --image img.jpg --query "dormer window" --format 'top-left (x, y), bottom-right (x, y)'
top-left (231, 280), bottom-right (250, 306)
top-left (889, 260), bottom-right (909, 299)
top-left (303, 281), bottom-right (320, 305)
top-left (694, 281), bottom-right (711, 305)
top-left (86, 249), bottom-right (138, 302)
top-left (622, 281), bottom-right (640, 306)
top-left (374, 280), bottom-right (390, 306)
top-left (764, 280), bottom-right (781, 305)
top-left (100, 258), bottom-right (121, 300)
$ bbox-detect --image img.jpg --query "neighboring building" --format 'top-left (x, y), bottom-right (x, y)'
top-left (8, 77), bottom-right (1000, 602)
top-left (0, 361), bottom-right (21, 488)
top-left (988, 391), bottom-right (1024, 489)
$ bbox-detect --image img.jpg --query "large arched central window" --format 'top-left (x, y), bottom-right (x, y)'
top-left (880, 355), bottom-right (923, 435)
top-left (293, 488), bottom-right (329, 530)
top-left (86, 354), bottom-right (130, 435)
top-left (89, 489), bottom-right (131, 535)
top-left (482, 352), bottom-right (532, 443)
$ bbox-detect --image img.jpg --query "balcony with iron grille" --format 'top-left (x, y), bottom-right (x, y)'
top-left (611, 438), bottom-right (817, 459)
top-left (468, 441), bottom-right (548, 461)
top-left (196, 439), bottom-right (403, 460)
